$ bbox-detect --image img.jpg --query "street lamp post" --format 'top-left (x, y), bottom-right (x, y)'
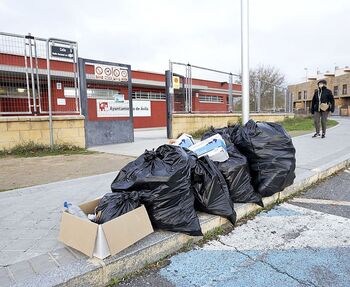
top-left (241, 0), bottom-right (250, 124)
top-left (304, 67), bottom-right (308, 113)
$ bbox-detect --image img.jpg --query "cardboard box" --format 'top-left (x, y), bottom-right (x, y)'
top-left (205, 147), bottom-right (229, 162)
top-left (174, 133), bottom-right (195, 148)
top-left (59, 199), bottom-right (154, 259)
top-left (188, 134), bottom-right (226, 156)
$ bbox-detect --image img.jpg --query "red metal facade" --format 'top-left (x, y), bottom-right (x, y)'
top-left (0, 53), bottom-right (241, 128)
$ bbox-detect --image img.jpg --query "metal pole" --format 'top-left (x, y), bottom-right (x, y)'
top-left (33, 38), bottom-right (42, 113)
top-left (284, 89), bottom-right (287, 113)
top-left (127, 64), bottom-right (134, 142)
top-left (27, 34), bottom-right (37, 114)
top-left (189, 64), bottom-right (192, 113)
top-left (241, 0), bottom-right (250, 124)
top-left (75, 43), bottom-right (82, 114)
top-left (23, 36), bottom-right (31, 113)
top-left (171, 61), bottom-right (239, 77)
top-left (72, 45), bottom-right (79, 112)
top-left (46, 40), bottom-right (54, 148)
top-left (256, 80), bottom-right (261, 113)
top-left (165, 70), bottom-right (173, 139)
top-left (185, 65), bottom-right (188, 112)
top-left (273, 86), bottom-right (276, 113)
top-left (228, 73), bottom-right (233, 112)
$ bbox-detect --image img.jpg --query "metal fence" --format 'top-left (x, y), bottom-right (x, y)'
top-left (168, 61), bottom-right (293, 114)
top-left (0, 32), bottom-right (80, 115)
top-left (169, 61), bottom-right (240, 114)
top-left (251, 79), bottom-right (293, 113)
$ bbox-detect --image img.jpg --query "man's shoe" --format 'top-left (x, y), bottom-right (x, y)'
top-left (321, 134), bottom-right (325, 138)
top-left (312, 133), bottom-right (320, 138)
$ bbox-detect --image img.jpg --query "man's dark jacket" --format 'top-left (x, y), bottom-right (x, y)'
top-left (310, 86), bottom-right (335, 114)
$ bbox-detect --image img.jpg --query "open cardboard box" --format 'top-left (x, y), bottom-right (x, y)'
top-left (59, 198), bottom-right (154, 259)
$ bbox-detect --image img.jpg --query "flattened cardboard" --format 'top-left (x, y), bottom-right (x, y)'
top-left (102, 205), bottom-right (154, 256)
top-left (59, 212), bottom-right (98, 257)
top-left (59, 199), bottom-right (154, 259)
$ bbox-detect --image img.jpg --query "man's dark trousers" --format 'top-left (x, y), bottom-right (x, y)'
top-left (314, 111), bottom-right (328, 135)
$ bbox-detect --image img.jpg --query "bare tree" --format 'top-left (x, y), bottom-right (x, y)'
top-left (236, 65), bottom-right (286, 111)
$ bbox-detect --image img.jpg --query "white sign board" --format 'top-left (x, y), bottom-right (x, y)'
top-left (57, 98), bottom-right (66, 105)
top-left (94, 64), bottom-right (128, 82)
top-left (96, 99), bottom-right (151, 117)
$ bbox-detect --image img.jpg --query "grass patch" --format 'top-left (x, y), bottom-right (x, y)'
top-left (188, 116), bottom-right (338, 140)
top-left (277, 116), bottom-right (338, 132)
top-left (0, 141), bottom-right (94, 158)
top-left (190, 126), bottom-right (211, 139)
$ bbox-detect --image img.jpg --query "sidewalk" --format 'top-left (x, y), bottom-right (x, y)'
top-left (0, 117), bottom-right (349, 287)
top-left (88, 127), bottom-right (168, 157)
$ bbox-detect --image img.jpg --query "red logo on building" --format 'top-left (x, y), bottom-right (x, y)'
top-left (99, 102), bottom-right (109, 111)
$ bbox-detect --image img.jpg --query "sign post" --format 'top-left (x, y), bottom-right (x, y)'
top-left (51, 45), bottom-right (74, 59)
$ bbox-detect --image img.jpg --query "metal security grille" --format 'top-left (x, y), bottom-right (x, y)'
top-left (168, 61), bottom-right (240, 114)
top-left (166, 60), bottom-right (293, 115)
top-left (0, 32), bottom-right (80, 115)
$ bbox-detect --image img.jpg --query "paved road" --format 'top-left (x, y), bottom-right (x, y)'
top-left (290, 169), bottom-right (350, 219)
top-left (119, 168), bottom-right (350, 287)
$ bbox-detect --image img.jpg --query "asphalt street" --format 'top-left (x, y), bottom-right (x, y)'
top-left (118, 168), bottom-right (350, 287)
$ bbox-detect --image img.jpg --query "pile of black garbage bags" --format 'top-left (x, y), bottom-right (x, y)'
top-left (94, 120), bottom-right (296, 236)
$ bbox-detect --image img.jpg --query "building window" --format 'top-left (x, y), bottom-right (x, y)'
top-left (303, 90), bottom-right (307, 99)
top-left (0, 86), bottom-right (30, 98)
top-left (64, 87), bottom-right (119, 99)
top-left (132, 91), bottom-right (165, 100)
top-left (334, 86), bottom-right (338, 96)
top-left (298, 91), bottom-right (302, 100)
top-left (342, 84), bottom-right (348, 95)
top-left (199, 95), bottom-right (224, 103)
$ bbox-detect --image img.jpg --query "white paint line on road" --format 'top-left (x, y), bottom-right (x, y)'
top-left (202, 203), bottom-right (350, 252)
top-left (291, 197), bottom-right (350, 207)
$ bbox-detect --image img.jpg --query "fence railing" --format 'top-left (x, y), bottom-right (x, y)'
top-left (0, 31), bottom-right (80, 115)
top-left (167, 61), bottom-right (293, 114)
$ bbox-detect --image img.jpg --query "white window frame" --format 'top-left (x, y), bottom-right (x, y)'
top-left (199, 95), bottom-right (224, 103)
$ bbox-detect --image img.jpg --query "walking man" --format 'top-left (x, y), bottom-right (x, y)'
top-left (310, 79), bottom-right (335, 138)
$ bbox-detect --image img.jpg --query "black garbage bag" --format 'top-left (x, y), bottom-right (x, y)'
top-left (216, 145), bottom-right (263, 206)
top-left (111, 145), bottom-right (202, 236)
top-left (201, 125), bottom-right (243, 147)
top-left (227, 124), bottom-right (243, 145)
top-left (94, 191), bottom-right (140, 224)
top-left (191, 156), bottom-right (236, 224)
top-left (235, 120), bottom-right (296, 197)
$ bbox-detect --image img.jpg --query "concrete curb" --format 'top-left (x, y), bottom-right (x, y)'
top-left (13, 156), bottom-right (350, 287)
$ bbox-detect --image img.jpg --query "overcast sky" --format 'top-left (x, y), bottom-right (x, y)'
top-left (1, 0), bottom-right (349, 84)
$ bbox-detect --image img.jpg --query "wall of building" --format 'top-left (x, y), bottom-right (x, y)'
top-left (288, 80), bottom-right (317, 111)
top-left (191, 92), bottom-right (228, 112)
top-left (171, 113), bottom-right (294, 137)
top-left (0, 116), bottom-right (85, 149)
top-left (288, 70), bottom-right (350, 115)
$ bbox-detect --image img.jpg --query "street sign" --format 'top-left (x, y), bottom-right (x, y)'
top-left (94, 64), bottom-right (128, 82)
top-left (51, 45), bottom-right (74, 59)
top-left (173, 76), bottom-right (180, 89)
